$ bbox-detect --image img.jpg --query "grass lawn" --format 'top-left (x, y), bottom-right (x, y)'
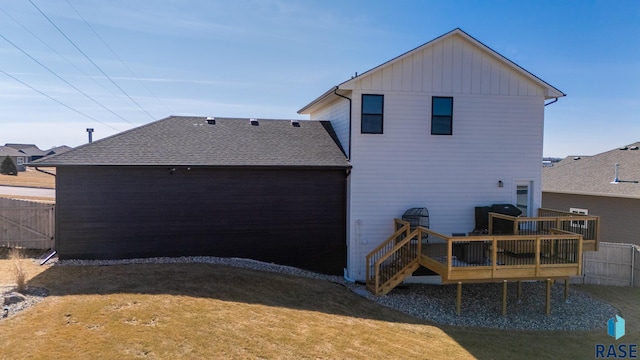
top-left (0, 257), bottom-right (638, 360)
top-left (0, 167), bottom-right (55, 189)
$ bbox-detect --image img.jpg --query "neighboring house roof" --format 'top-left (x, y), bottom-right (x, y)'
top-left (18, 145), bottom-right (52, 157)
top-left (4, 143), bottom-right (37, 150)
top-left (298, 28), bottom-right (565, 114)
top-left (30, 116), bottom-right (351, 169)
top-left (0, 146), bottom-right (25, 158)
top-left (543, 142), bottom-right (640, 199)
top-left (48, 145), bottom-right (73, 154)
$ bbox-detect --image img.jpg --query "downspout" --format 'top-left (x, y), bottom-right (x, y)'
top-left (34, 167), bottom-right (56, 177)
top-left (544, 98), bottom-right (559, 107)
top-left (333, 87), bottom-right (352, 160)
top-left (333, 88), bottom-right (353, 282)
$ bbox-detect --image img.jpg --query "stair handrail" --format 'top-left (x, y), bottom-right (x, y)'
top-left (367, 223), bottom-right (425, 295)
top-left (365, 219), bottom-right (410, 285)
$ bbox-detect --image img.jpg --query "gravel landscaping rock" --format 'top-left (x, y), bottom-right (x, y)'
top-left (1, 286), bottom-right (49, 319)
top-left (54, 256), bottom-right (620, 331)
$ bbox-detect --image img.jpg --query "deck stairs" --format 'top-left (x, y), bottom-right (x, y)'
top-left (365, 220), bottom-right (422, 296)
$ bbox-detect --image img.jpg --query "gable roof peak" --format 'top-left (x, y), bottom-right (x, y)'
top-left (299, 28), bottom-right (565, 114)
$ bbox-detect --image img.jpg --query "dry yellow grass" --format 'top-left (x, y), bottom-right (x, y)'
top-left (1, 263), bottom-right (474, 360)
top-left (0, 167), bottom-right (55, 189)
top-left (0, 248), bottom-right (50, 285)
top-left (0, 259), bottom-right (637, 359)
top-left (8, 248), bottom-right (28, 292)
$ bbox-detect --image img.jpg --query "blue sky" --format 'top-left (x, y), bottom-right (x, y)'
top-left (0, 1), bottom-right (638, 157)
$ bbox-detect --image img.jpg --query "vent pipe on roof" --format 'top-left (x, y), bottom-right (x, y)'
top-left (611, 163), bottom-right (639, 184)
top-left (86, 128), bottom-right (94, 143)
top-left (611, 163), bottom-right (620, 184)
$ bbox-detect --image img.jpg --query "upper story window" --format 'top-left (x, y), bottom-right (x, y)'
top-left (431, 97), bottom-right (453, 135)
top-left (361, 94), bottom-right (383, 134)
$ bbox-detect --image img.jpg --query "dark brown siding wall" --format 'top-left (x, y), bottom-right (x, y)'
top-left (542, 192), bottom-right (640, 246)
top-left (56, 166), bottom-right (347, 274)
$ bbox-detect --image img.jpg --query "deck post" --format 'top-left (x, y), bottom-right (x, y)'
top-left (517, 281), bottom-right (522, 300)
top-left (502, 280), bottom-right (507, 316)
top-left (456, 282), bottom-right (462, 315)
top-left (564, 278), bottom-right (569, 301)
top-left (545, 279), bottom-right (551, 315)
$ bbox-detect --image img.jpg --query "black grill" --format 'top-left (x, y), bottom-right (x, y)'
top-left (402, 207), bottom-right (429, 230)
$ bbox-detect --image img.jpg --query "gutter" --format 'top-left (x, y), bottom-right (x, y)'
top-left (34, 166), bottom-right (56, 177)
top-left (542, 190), bottom-right (640, 200)
top-left (544, 97), bottom-right (559, 106)
top-left (297, 86), bottom-right (339, 114)
top-left (332, 87), bottom-right (352, 160)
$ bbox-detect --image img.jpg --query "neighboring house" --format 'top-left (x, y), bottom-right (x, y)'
top-left (543, 142), bottom-right (640, 246)
top-left (0, 146), bottom-right (26, 171)
top-left (31, 117), bottom-right (351, 275)
top-left (298, 28), bottom-right (565, 281)
top-left (4, 143), bottom-right (54, 162)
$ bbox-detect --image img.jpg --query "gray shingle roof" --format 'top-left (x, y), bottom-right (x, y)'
top-left (543, 142), bottom-right (640, 198)
top-left (0, 146), bottom-right (24, 157)
top-left (30, 116), bottom-right (351, 168)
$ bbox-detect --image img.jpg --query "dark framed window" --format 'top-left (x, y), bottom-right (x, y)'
top-left (431, 97), bottom-right (453, 135)
top-left (361, 94), bottom-right (383, 134)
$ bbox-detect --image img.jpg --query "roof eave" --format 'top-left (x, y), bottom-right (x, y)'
top-left (28, 163), bottom-right (352, 170)
top-left (298, 86), bottom-right (339, 114)
top-left (543, 189), bottom-right (640, 200)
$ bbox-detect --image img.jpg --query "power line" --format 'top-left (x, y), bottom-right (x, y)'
top-left (65, 0), bottom-right (174, 117)
top-left (0, 67), bottom-right (121, 131)
top-left (0, 6), bottom-right (122, 100)
top-left (0, 32), bottom-right (137, 126)
top-left (29, 0), bottom-right (157, 122)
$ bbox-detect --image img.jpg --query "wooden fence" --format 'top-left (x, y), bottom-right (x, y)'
top-left (0, 198), bottom-right (55, 249)
top-left (581, 242), bottom-right (639, 287)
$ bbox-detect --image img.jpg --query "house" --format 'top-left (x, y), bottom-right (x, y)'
top-left (543, 142), bottom-right (640, 246)
top-left (0, 146), bottom-right (26, 172)
top-left (1, 144), bottom-right (70, 172)
top-left (32, 29), bottom-right (581, 290)
top-left (298, 28), bottom-right (566, 282)
top-left (30, 117), bottom-right (351, 275)
top-left (4, 143), bottom-right (54, 163)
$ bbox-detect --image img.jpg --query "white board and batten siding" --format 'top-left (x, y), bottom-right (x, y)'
top-left (309, 97), bottom-right (350, 157)
top-left (305, 31), bottom-right (557, 280)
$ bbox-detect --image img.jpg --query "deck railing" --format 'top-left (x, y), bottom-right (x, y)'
top-left (365, 219), bottom-right (422, 295)
top-left (419, 228), bottom-right (583, 283)
top-left (366, 209), bottom-right (597, 295)
top-left (488, 209), bottom-right (599, 251)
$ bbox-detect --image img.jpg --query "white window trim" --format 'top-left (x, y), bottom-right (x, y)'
top-left (16, 157), bottom-right (24, 166)
top-left (570, 208), bottom-right (588, 229)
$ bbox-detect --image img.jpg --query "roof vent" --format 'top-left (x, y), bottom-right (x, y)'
top-left (250, 118), bottom-right (258, 126)
top-left (573, 157), bottom-right (581, 161)
top-left (620, 146), bottom-right (629, 150)
top-left (611, 163), bottom-right (639, 184)
top-left (291, 120), bottom-right (300, 127)
top-left (206, 117), bottom-right (215, 125)
top-left (630, 146), bottom-right (639, 150)
top-left (611, 163), bottom-right (620, 184)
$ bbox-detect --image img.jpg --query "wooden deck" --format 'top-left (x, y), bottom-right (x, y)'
top-left (419, 233), bottom-right (582, 284)
top-left (366, 209), bottom-right (599, 296)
